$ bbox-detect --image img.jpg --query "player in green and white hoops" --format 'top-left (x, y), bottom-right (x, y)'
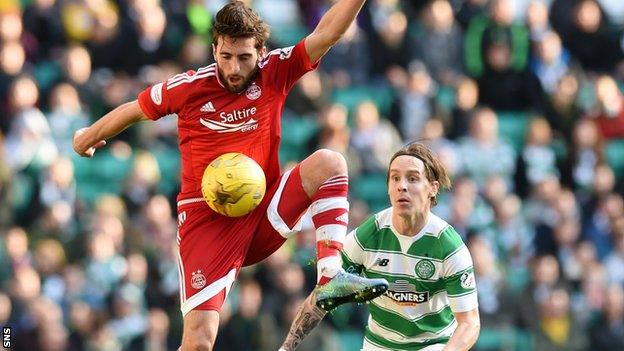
top-left (280, 142), bottom-right (480, 351)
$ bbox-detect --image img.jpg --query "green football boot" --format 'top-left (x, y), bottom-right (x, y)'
top-left (315, 270), bottom-right (389, 311)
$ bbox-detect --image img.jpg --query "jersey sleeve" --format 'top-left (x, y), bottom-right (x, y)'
top-left (440, 227), bottom-right (478, 313)
top-left (137, 70), bottom-right (196, 120)
top-left (341, 229), bottom-right (365, 274)
top-left (259, 39), bottom-right (319, 95)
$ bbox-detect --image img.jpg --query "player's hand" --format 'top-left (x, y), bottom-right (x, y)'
top-left (73, 127), bottom-right (106, 157)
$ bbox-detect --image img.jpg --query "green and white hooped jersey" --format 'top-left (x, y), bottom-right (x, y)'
top-left (342, 208), bottom-right (478, 350)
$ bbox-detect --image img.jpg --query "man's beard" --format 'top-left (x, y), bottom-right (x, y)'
top-left (218, 67), bottom-right (259, 93)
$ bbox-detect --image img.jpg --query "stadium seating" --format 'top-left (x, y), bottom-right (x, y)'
top-left (605, 138), bottom-right (624, 178)
top-left (496, 111), bottom-right (530, 153)
top-left (73, 150), bottom-right (133, 205)
top-left (330, 85), bottom-right (394, 116)
top-left (152, 147), bottom-right (181, 195)
top-left (351, 172), bottom-right (389, 212)
top-left (279, 116), bottom-right (318, 163)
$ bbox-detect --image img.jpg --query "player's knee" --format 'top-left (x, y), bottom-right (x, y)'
top-left (182, 311), bottom-right (218, 351)
top-left (312, 149), bottom-right (347, 177)
top-left (182, 334), bottom-right (214, 351)
top-left (185, 339), bottom-right (213, 351)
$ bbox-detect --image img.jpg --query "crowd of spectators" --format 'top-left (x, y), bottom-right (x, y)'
top-left (2, 0), bottom-right (624, 350)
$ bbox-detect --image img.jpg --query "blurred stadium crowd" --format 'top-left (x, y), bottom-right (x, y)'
top-left (1, 0), bottom-right (624, 350)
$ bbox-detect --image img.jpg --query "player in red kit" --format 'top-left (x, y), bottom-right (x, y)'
top-left (73, 1), bottom-right (388, 350)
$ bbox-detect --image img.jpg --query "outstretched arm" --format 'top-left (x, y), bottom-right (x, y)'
top-left (304, 0), bottom-right (367, 63)
top-left (279, 291), bottom-right (328, 351)
top-left (73, 100), bottom-right (148, 157)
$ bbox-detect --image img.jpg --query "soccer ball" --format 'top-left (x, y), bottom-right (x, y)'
top-left (201, 152), bottom-right (266, 217)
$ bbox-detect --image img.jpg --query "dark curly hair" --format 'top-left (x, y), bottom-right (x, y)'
top-left (213, 1), bottom-right (270, 49)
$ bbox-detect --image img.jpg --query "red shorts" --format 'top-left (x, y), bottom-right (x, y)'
top-left (176, 165), bottom-right (311, 315)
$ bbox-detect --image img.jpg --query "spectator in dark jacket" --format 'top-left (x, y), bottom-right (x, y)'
top-left (464, 0), bottom-right (530, 77)
top-left (589, 285), bottom-right (624, 350)
top-left (558, 0), bottom-right (624, 73)
top-left (477, 29), bottom-right (544, 112)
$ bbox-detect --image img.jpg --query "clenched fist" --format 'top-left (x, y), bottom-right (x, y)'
top-left (73, 128), bottom-right (106, 157)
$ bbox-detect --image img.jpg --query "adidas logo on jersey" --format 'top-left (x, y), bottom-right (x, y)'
top-left (335, 213), bottom-right (349, 224)
top-left (200, 101), bottom-right (216, 113)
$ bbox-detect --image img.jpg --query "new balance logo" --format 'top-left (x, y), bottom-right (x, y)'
top-left (374, 258), bottom-right (390, 267)
top-left (200, 101), bottom-right (216, 113)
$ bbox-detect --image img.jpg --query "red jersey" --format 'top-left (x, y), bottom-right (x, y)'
top-left (592, 97), bottom-right (624, 139)
top-left (138, 40), bottom-right (318, 201)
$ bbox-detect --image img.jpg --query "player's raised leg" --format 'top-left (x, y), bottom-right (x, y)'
top-left (299, 149), bottom-right (349, 284)
top-left (180, 310), bottom-right (219, 351)
top-left (299, 149), bottom-right (388, 310)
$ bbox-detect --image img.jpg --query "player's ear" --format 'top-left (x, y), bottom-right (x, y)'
top-left (212, 43), bottom-right (217, 59)
top-left (430, 180), bottom-right (439, 199)
top-left (259, 46), bottom-right (267, 58)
